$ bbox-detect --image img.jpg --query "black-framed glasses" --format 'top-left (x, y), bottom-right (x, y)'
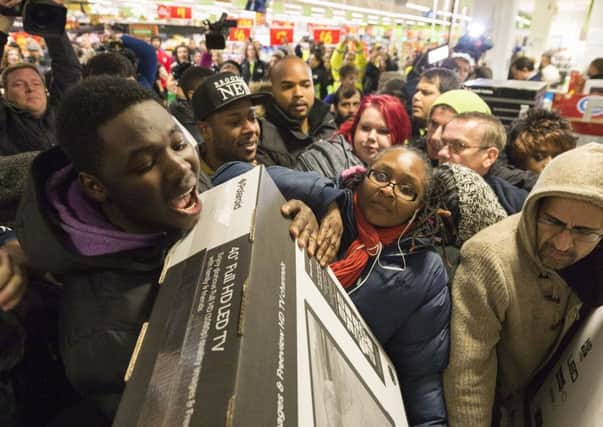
top-left (440, 140), bottom-right (491, 154)
top-left (367, 169), bottom-right (419, 202)
top-left (537, 214), bottom-right (603, 244)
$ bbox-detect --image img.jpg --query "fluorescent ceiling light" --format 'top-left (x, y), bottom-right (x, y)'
top-left (298, 0), bottom-right (450, 24)
top-left (405, 3), bottom-right (430, 12)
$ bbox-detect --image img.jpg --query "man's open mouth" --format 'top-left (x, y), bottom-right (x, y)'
top-left (169, 186), bottom-right (201, 215)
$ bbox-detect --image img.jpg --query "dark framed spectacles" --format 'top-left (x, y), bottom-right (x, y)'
top-left (537, 214), bottom-right (603, 244)
top-left (367, 169), bottom-right (419, 202)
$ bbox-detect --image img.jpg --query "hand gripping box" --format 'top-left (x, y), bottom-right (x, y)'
top-left (527, 307), bottom-right (603, 427)
top-left (114, 166), bottom-right (407, 427)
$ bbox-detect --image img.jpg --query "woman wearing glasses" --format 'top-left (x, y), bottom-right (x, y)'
top-left (295, 94), bottom-right (412, 180)
top-left (213, 145), bottom-right (451, 426)
top-left (327, 145), bottom-right (450, 426)
top-left (214, 145), bottom-right (450, 425)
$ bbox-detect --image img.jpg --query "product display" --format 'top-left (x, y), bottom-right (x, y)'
top-left (464, 79), bottom-right (547, 125)
top-left (114, 166), bottom-right (407, 427)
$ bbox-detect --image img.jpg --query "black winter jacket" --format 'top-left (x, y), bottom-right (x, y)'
top-left (241, 59), bottom-right (267, 83)
top-left (362, 61), bottom-right (381, 94)
top-left (256, 99), bottom-right (337, 168)
top-left (311, 63), bottom-right (331, 100)
top-left (0, 31), bottom-right (81, 224)
top-left (484, 172), bottom-right (528, 215)
top-left (16, 148), bottom-right (172, 420)
top-left (0, 32), bottom-right (81, 155)
top-left (294, 134), bottom-right (363, 180)
top-left (489, 149), bottom-right (538, 192)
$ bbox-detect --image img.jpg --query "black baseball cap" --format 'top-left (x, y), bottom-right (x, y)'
top-left (192, 72), bottom-right (270, 121)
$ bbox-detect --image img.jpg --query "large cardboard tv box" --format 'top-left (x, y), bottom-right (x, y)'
top-left (528, 307), bottom-right (603, 427)
top-left (114, 166), bottom-right (407, 427)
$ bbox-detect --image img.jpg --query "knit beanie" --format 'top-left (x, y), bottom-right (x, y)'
top-left (429, 163), bottom-right (507, 246)
top-left (429, 89), bottom-right (491, 118)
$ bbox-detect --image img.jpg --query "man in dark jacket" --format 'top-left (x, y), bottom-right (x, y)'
top-left (15, 77), bottom-right (337, 421)
top-left (0, 13), bottom-right (81, 224)
top-left (437, 112), bottom-right (528, 214)
top-left (257, 56), bottom-right (337, 168)
top-left (0, 226), bottom-right (27, 425)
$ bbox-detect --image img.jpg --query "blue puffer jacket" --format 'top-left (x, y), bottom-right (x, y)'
top-left (214, 164), bottom-right (451, 426)
top-left (337, 191), bottom-right (450, 427)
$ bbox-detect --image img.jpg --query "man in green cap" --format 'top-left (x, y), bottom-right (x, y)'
top-left (424, 89), bottom-right (491, 162)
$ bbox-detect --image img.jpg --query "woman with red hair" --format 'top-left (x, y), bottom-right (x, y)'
top-left (296, 94), bottom-right (412, 180)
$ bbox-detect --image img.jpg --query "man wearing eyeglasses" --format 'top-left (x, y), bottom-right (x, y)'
top-left (444, 143), bottom-right (603, 427)
top-left (437, 111), bottom-right (528, 214)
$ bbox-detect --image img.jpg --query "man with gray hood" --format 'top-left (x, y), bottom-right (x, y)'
top-left (444, 143), bottom-right (603, 426)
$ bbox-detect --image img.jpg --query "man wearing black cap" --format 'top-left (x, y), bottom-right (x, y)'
top-left (192, 72), bottom-right (269, 178)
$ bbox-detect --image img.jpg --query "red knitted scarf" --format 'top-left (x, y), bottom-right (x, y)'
top-left (330, 193), bottom-right (410, 289)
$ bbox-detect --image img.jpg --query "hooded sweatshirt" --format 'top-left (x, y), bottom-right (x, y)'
top-left (443, 143), bottom-right (603, 427)
top-left (16, 147), bottom-right (175, 419)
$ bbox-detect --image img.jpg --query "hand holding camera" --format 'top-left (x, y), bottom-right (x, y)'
top-left (0, 0), bottom-right (67, 37)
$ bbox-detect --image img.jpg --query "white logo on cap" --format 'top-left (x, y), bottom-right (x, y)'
top-left (213, 76), bottom-right (251, 101)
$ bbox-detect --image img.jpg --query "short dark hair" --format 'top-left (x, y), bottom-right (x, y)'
top-left (57, 77), bottom-right (158, 175)
top-left (179, 66), bottom-right (214, 99)
top-left (339, 64), bottom-right (359, 80)
top-left (589, 57), bottom-right (603, 76)
top-left (379, 78), bottom-right (408, 105)
top-left (150, 35), bottom-right (161, 43)
top-left (508, 108), bottom-right (576, 168)
top-left (419, 68), bottom-right (461, 93)
top-left (512, 56), bottom-right (535, 72)
top-left (83, 52), bottom-right (135, 79)
top-left (333, 85), bottom-right (362, 105)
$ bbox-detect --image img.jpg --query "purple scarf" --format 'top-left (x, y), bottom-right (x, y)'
top-left (45, 165), bottom-right (165, 256)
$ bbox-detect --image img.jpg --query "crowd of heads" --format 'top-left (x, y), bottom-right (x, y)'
top-left (1, 26), bottom-right (602, 427)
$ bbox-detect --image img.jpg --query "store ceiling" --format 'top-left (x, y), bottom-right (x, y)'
top-left (67, 0), bottom-right (465, 27)
top-left (518, 0), bottom-right (593, 14)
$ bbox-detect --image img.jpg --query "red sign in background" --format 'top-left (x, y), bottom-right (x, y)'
top-left (312, 28), bottom-right (340, 45)
top-left (229, 27), bottom-right (251, 42)
top-left (157, 4), bottom-right (192, 20)
top-left (270, 27), bottom-right (294, 45)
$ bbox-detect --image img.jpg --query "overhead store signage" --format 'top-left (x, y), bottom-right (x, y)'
top-left (312, 28), bottom-right (340, 45)
top-left (237, 18), bottom-right (253, 28)
top-left (157, 4), bottom-right (192, 20)
top-left (270, 27), bottom-right (294, 45)
top-left (270, 21), bottom-right (294, 45)
top-left (229, 28), bottom-right (251, 41)
top-left (228, 17), bottom-right (252, 42)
